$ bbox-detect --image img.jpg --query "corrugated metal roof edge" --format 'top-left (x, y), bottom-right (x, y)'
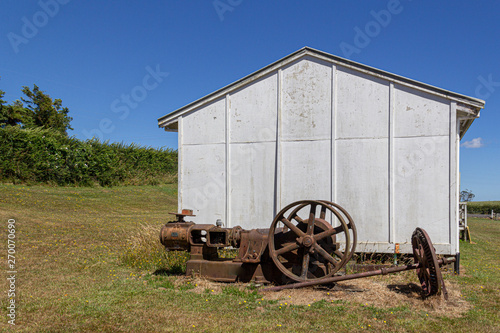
top-left (158, 46), bottom-right (485, 128)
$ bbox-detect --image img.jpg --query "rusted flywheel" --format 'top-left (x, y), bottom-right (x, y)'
top-left (412, 227), bottom-right (445, 298)
top-left (268, 200), bottom-right (357, 282)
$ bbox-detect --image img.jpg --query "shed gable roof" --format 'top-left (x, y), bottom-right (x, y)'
top-left (158, 47), bottom-right (484, 135)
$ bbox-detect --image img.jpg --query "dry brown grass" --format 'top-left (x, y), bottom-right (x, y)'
top-left (125, 223), bottom-right (163, 254)
top-left (171, 271), bottom-right (471, 318)
top-left (122, 223), bottom-right (189, 272)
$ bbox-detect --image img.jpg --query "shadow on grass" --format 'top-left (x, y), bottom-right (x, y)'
top-left (153, 267), bottom-right (186, 276)
top-left (387, 282), bottom-right (422, 297)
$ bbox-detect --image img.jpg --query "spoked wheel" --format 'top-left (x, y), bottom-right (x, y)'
top-left (412, 228), bottom-right (443, 298)
top-left (268, 200), bottom-right (357, 282)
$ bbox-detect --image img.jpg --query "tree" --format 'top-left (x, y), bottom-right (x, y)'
top-left (21, 84), bottom-right (73, 135)
top-left (460, 189), bottom-right (475, 202)
top-left (0, 88), bottom-right (6, 125)
top-left (1, 85), bottom-right (26, 128)
top-left (0, 97), bottom-right (27, 127)
top-left (0, 88), bottom-right (5, 107)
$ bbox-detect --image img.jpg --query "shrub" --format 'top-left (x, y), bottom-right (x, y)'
top-left (467, 201), bottom-right (500, 215)
top-left (0, 126), bottom-right (177, 186)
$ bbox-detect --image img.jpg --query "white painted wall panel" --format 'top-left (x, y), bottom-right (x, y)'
top-left (336, 68), bottom-right (389, 139)
top-left (280, 140), bottom-right (331, 206)
top-left (393, 136), bottom-right (450, 244)
top-left (282, 57), bottom-right (332, 141)
top-left (335, 139), bottom-right (389, 243)
top-left (175, 56), bottom-right (460, 255)
top-left (229, 142), bottom-right (276, 229)
top-left (183, 98), bottom-right (225, 145)
top-left (395, 86), bottom-right (449, 138)
top-left (230, 74), bottom-right (278, 143)
top-left (181, 144), bottom-right (226, 224)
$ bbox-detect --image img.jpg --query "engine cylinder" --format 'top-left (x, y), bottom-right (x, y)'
top-left (159, 222), bottom-right (194, 251)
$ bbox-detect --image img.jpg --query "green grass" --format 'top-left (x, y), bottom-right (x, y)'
top-left (0, 184), bottom-right (499, 332)
top-left (450, 218), bottom-right (500, 326)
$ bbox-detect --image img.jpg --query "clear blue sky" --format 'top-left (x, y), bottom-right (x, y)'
top-left (1, 1), bottom-right (498, 201)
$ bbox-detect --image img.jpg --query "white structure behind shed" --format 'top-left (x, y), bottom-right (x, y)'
top-left (158, 47), bottom-right (484, 256)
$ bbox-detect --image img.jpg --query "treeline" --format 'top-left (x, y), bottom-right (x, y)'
top-left (467, 201), bottom-right (500, 215)
top-left (1, 79), bottom-right (177, 186)
top-left (0, 126), bottom-right (177, 186)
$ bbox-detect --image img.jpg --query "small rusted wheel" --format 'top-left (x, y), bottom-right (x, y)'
top-left (412, 228), bottom-right (442, 298)
top-left (268, 200), bottom-right (357, 282)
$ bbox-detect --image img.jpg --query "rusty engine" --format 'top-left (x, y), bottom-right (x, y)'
top-left (160, 200), bottom-right (453, 298)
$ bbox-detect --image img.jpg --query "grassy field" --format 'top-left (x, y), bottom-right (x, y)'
top-left (0, 185), bottom-right (498, 332)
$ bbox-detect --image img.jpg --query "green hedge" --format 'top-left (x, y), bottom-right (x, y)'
top-left (0, 126), bottom-right (177, 186)
top-left (467, 201), bottom-right (500, 215)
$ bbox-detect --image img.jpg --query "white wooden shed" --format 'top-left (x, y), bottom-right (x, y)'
top-left (158, 47), bottom-right (484, 256)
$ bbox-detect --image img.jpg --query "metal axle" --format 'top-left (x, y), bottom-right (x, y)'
top-left (262, 257), bottom-right (455, 292)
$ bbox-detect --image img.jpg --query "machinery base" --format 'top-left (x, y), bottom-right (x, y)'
top-left (186, 259), bottom-right (280, 283)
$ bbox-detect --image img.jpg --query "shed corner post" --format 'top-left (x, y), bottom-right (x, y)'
top-left (225, 93), bottom-right (231, 228)
top-left (274, 68), bottom-right (283, 217)
top-left (388, 82), bottom-right (396, 245)
top-left (450, 101), bottom-right (460, 256)
top-left (178, 116), bottom-right (184, 214)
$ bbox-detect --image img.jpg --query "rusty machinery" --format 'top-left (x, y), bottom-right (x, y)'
top-left (160, 200), bottom-right (454, 299)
